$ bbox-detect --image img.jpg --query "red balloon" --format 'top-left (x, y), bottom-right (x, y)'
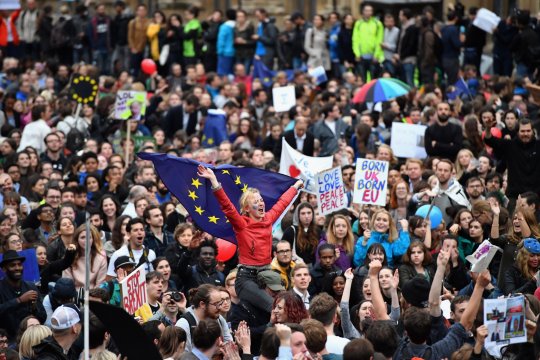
top-left (141, 59), bottom-right (157, 75)
top-left (215, 238), bottom-right (237, 262)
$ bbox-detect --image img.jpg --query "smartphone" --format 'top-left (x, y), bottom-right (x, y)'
top-left (460, 25), bottom-right (466, 33)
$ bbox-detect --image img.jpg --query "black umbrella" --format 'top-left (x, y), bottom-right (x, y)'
top-left (89, 301), bottom-right (162, 360)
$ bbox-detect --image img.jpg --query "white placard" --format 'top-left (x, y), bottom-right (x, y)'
top-left (279, 141), bottom-right (333, 194)
top-left (390, 122), bottom-right (427, 159)
top-left (484, 296), bottom-right (527, 357)
top-left (466, 240), bottom-right (502, 273)
top-left (272, 86), bottom-right (296, 113)
top-left (316, 167), bottom-right (347, 215)
top-left (0, 0), bottom-right (20, 10)
top-left (114, 91), bottom-right (147, 120)
top-left (473, 8), bottom-right (501, 34)
top-left (353, 158), bottom-right (389, 206)
top-left (120, 266), bottom-right (147, 315)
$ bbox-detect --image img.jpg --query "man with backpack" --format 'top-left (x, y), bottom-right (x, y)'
top-left (175, 284), bottom-right (233, 352)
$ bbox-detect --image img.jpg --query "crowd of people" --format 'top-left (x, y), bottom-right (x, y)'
top-left (1, 0), bottom-right (540, 359)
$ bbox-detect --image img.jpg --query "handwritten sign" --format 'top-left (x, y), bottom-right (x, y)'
top-left (316, 167), bottom-right (347, 215)
top-left (390, 123), bottom-right (427, 159)
top-left (120, 266), bottom-right (147, 315)
top-left (353, 158), bottom-right (389, 206)
top-left (279, 141), bottom-right (333, 194)
top-left (114, 91), bottom-right (147, 120)
top-left (272, 86), bottom-right (296, 113)
top-left (466, 240), bottom-right (502, 273)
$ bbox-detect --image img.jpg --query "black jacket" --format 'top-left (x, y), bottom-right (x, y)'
top-left (424, 122), bottom-right (463, 161)
top-left (504, 264), bottom-right (537, 295)
top-left (0, 278), bottom-right (47, 340)
top-left (308, 263), bottom-right (340, 296)
top-left (511, 27), bottom-right (540, 66)
top-left (33, 336), bottom-right (78, 360)
top-left (111, 12), bottom-right (133, 47)
top-left (484, 135), bottom-right (540, 198)
top-left (183, 264), bottom-right (224, 291)
top-left (274, 130), bottom-right (315, 160)
top-left (398, 24), bottom-right (419, 59)
top-left (161, 105), bottom-right (198, 138)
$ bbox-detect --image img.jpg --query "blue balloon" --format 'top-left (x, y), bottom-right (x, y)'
top-left (415, 205), bottom-right (443, 229)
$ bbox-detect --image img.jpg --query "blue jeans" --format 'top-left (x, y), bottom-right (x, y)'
top-left (217, 55), bottom-right (235, 76)
top-left (235, 265), bottom-right (273, 313)
top-left (516, 63), bottom-right (534, 80)
top-left (382, 60), bottom-right (397, 77)
top-left (130, 52), bottom-right (144, 77)
top-left (401, 63), bottom-right (415, 87)
top-left (292, 57), bottom-right (304, 70)
top-left (356, 58), bottom-right (380, 81)
top-left (93, 49), bottom-right (110, 75)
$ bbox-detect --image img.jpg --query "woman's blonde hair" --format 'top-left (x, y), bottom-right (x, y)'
top-left (18, 325), bottom-right (52, 359)
top-left (454, 149), bottom-right (475, 179)
top-left (369, 209), bottom-right (398, 242)
top-left (326, 214), bottom-right (354, 254)
top-left (90, 350), bottom-right (118, 360)
top-left (239, 188), bottom-right (260, 215)
top-left (516, 241), bottom-right (538, 280)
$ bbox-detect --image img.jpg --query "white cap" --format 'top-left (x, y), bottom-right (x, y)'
top-left (50, 304), bottom-right (81, 330)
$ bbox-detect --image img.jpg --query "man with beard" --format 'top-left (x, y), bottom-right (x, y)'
top-left (424, 102), bottom-right (463, 161)
top-left (40, 132), bottom-right (67, 173)
top-left (0, 250), bottom-right (47, 343)
top-left (175, 284), bottom-right (233, 352)
top-left (107, 218), bottom-right (156, 279)
top-left (271, 240), bottom-right (295, 290)
top-left (432, 159), bottom-right (470, 224)
top-left (485, 117), bottom-right (540, 212)
top-left (182, 239), bottom-right (224, 290)
top-left (155, 178), bottom-right (171, 204)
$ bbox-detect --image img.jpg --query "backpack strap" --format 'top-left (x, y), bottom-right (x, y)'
top-left (181, 311), bottom-right (197, 342)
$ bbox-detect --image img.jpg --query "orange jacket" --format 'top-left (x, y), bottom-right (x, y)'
top-left (0, 10), bottom-right (21, 47)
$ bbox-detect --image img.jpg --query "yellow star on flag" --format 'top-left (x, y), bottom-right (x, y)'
top-left (208, 215), bottom-right (219, 224)
top-left (235, 175), bottom-right (241, 185)
top-left (222, 169), bottom-right (230, 175)
top-left (241, 183), bottom-right (248, 192)
top-left (191, 178), bottom-right (202, 189)
top-left (188, 190), bottom-right (198, 200)
top-left (194, 206), bottom-right (204, 215)
top-left (207, 138), bottom-right (214, 145)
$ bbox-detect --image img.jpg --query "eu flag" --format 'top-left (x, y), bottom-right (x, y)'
top-left (252, 59), bottom-right (296, 88)
top-left (202, 109), bottom-right (228, 148)
top-left (137, 152), bottom-right (297, 243)
top-left (447, 77), bottom-right (472, 100)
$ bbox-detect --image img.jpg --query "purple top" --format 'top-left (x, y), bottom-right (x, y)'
top-left (316, 236), bottom-right (353, 272)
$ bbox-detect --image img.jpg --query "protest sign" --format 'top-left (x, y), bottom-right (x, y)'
top-left (473, 8), bottom-right (500, 34)
top-left (353, 158), bottom-right (389, 206)
top-left (0, 0), bottom-right (20, 10)
top-left (316, 167), bottom-right (347, 216)
top-left (279, 141), bottom-right (333, 194)
top-left (466, 240), bottom-right (502, 273)
top-left (114, 91), bottom-right (147, 120)
top-left (120, 266), bottom-right (147, 315)
top-left (308, 66), bottom-right (328, 85)
top-left (484, 296), bottom-right (526, 357)
top-left (390, 123), bottom-right (427, 159)
top-left (272, 86), bottom-right (296, 113)
top-left (0, 248), bottom-right (40, 283)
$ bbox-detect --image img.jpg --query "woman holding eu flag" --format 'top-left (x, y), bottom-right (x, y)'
top-left (197, 164), bottom-right (303, 313)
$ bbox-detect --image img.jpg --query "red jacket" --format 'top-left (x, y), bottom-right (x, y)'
top-left (0, 10), bottom-right (21, 47)
top-left (214, 186), bottom-right (298, 266)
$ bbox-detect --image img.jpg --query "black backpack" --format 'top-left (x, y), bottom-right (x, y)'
top-left (401, 343), bottom-right (433, 360)
top-left (180, 311), bottom-right (197, 342)
top-left (65, 118), bottom-right (88, 153)
top-left (50, 19), bottom-right (73, 49)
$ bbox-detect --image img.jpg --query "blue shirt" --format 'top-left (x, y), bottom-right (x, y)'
top-left (255, 23), bottom-right (266, 56)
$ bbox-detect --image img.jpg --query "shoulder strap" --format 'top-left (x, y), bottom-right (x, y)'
top-left (182, 311), bottom-right (197, 342)
top-left (107, 280), bottom-right (115, 300)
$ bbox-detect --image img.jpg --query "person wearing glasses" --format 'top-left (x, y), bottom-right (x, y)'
top-left (271, 240), bottom-right (295, 290)
top-left (175, 284), bottom-right (233, 352)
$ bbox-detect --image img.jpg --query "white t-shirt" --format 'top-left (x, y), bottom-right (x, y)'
top-left (325, 335), bottom-right (350, 355)
top-left (107, 245), bottom-right (156, 277)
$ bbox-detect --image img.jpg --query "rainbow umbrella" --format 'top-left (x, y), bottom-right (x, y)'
top-left (352, 78), bottom-right (411, 103)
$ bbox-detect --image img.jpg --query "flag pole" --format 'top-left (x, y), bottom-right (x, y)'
top-left (84, 211), bottom-right (90, 360)
top-left (125, 120), bottom-right (131, 169)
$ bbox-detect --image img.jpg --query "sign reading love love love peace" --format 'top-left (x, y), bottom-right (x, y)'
top-left (279, 141), bottom-right (333, 194)
top-left (353, 159), bottom-right (389, 206)
top-left (316, 167), bottom-right (347, 215)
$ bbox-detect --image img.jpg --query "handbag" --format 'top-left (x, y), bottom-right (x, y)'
top-left (159, 44), bottom-right (170, 66)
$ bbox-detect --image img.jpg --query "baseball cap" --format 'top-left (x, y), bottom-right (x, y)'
top-left (51, 278), bottom-right (77, 300)
top-left (114, 256), bottom-right (136, 270)
top-left (257, 270), bottom-right (285, 291)
top-left (401, 277), bottom-right (430, 308)
top-left (51, 304), bottom-right (81, 330)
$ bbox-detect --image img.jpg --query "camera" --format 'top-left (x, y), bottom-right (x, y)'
top-left (171, 291), bottom-right (183, 302)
